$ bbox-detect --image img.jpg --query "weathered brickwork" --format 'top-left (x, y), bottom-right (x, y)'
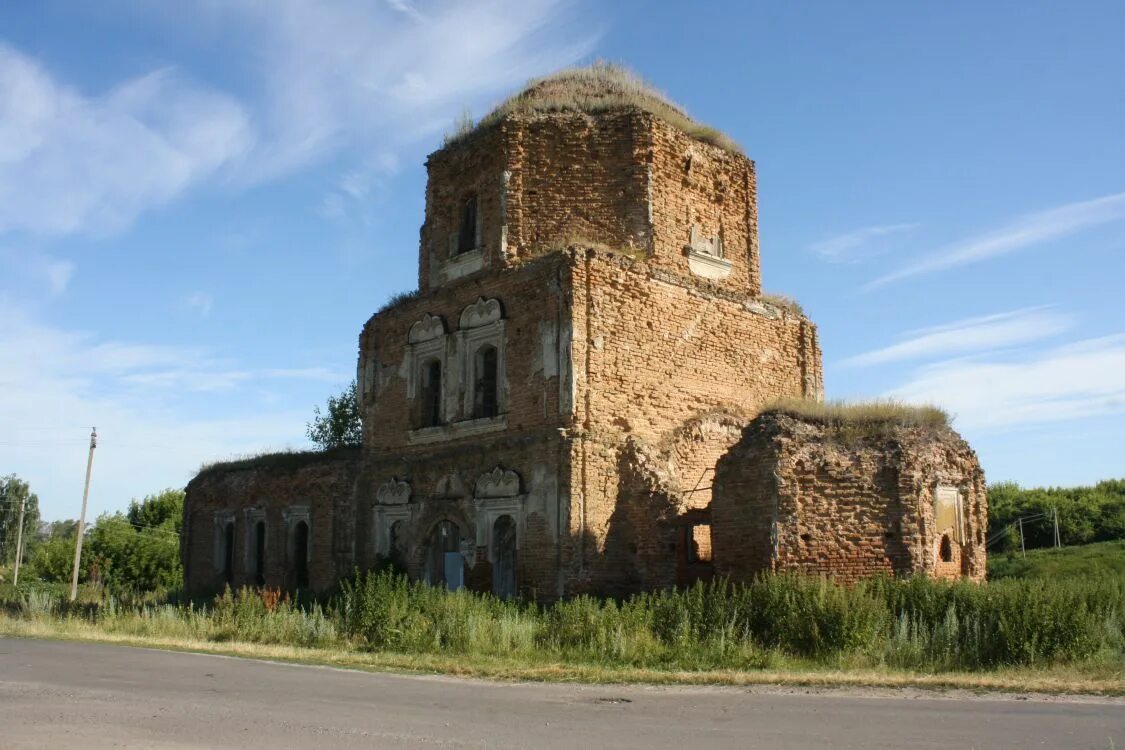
top-left (711, 414), bottom-right (988, 584)
top-left (182, 451), bottom-right (360, 596)
top-left (182, 66), bottom-right (983, 600)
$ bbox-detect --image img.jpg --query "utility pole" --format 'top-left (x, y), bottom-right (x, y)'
top-left (1018, 516), bottom-right (1026, 557)
top-left (12, 490), bottom-right (26, 587)
top-left (1053, 507), bottom-right (1061, 548)
top-left (70, 427), bottom-right (97, 602)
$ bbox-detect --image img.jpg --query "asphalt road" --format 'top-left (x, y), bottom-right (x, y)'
top-left (0, 638), bottom-right (1121, 749)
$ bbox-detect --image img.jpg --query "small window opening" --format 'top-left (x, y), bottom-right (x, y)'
top-left (419, 359), bottom-right (442, 427)
top-left (293, 521), bottom-right (310, 589)
top-left (939, 534), bottom-right (953, 563)
top-left (473, 345), bottom-right (499, 418)
top-left (456, 195), bottom-right (478, 255)
top-left (254, 520), bottom-right (267, 586)
top-left (388, 520), bottom-right (403, 568)
top-left (686, 523), bottom-right (712, 564)
top-left (222, 521), bottom-right (235, 586)
top-left (800, 533), bottom-right (812, 543)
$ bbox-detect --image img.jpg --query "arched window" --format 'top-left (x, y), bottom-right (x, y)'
top-left (293, 521), bottom-right (310, 589)
top-left (254, 520), bottom-right (267, 586)
top-left (419, 359), bottom-right (442, 427)
top-left (473, 345), bottom-right (499, 418)
top-left (457, 194), bottom-right (478, 255)
top-left (492, 515), bottom-right (517, 599)
top-left (425, 520), bottom-right (462, 590)
top-left (939, 534), bottom-right (953, 563)
top-left (222, 522), bottom-right (235, 586)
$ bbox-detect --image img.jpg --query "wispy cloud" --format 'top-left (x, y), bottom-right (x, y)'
top-left (889, 334), bottom-right (1125, 431)
top-left (808, 223), bottom-right (916, 263)
top-left (0, 304), bottom-right (348, 517)
top-left (0, 247), bottom-right (75, 295)
top-left (0, 44), bottom-right (252, 237)
top-left (0, 1), bottom-right (597, 238)
top-left (185, 291), bottom-right (213, 317)
top-left (865, 192), bottom-right (1125, 290)
top-left (840, 307), bottom-right (1073, 367)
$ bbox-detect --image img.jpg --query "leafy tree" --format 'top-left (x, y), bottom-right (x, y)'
top-left (29, 522), bottom-right (79, 582)
top-left (988, 479), bottom-right (1125, 551)
top-left (85, 489), bottom-right (184, 592)
top-left (306, 380), bottom-right (362, 449)
top-left (0, 475), bottom-right (40, 567)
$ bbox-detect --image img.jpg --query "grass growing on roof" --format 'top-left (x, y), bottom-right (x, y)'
top-left (443, 61), bottom-right (741, 154)
top-left (760, 293), bottom-right (805, 317)
top-left (195, 447), bottom-right (360, 479)
top-left (762, 399), bottom-right (951, 440)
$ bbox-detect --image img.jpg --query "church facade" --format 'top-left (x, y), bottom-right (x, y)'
top-left (182, 66), bottom-right (983, 600)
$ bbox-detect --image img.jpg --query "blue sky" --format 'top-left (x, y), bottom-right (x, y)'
top-left (2, 1), bottom-right (1123, 521)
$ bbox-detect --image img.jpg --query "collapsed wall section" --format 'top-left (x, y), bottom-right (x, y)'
top-left (711, 413), bottom-right (988, 584)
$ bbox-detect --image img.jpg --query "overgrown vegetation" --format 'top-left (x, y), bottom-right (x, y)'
top-left (3, 571), bottom-right (1122, 687)
top-left (444, 61), bottom-right (741, 154)
top-left (377, 288), bottom-right (420, 314)
top-left (988, 479), bottom-right (1125, 552)
top-left (759, 292), bottom-right (806, 317)
top-left (761, 398), bottom-right (951, 443)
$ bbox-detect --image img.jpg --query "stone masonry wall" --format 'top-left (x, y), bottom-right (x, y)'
top-left (711, 414), bottom-right (988, 584)
top-left (182, 450), bottom-right (360, 596)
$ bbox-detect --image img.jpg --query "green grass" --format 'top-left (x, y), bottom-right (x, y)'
top-left (194, 446), bottom-right (360, 479)
top-left (989, 540), bottom-right (1125, 581)
top-left (2, 572), bottom-right (1122, 694)
top-left (760, 399), bottom-right (951, 442)
top-left (443, 61), bottom-right (742, 154)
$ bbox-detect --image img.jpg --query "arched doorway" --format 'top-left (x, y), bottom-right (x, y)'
top-left (293, 521), bottom-right (310, 589)
top-left (425, 520), bottom-right (463, 590)
top-left (492, 515), bottom-right (517, 599)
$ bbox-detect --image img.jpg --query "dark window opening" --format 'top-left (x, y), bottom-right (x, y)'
top-left (254, 520), bottom-right (267, 586)
top-left (222, 522), bottom-right (235, 586)
top-left (456, 195), bottom-right (477, 255)
top-left (425, 520), bottom-right (462, 590)
top-left (473, 345), bottom-right (499, 418)
top-left (293, 521), bottom-right (310, 589)
top-left (419, 359), bottom-right (442, 427)
top-left (492, 515), bottom-right (517, 599)
top-left (388, 520), bottom-right (403, 568)
top-left (686, 523), bottom-right (712, 564)
top-left (939, 534), bottom-right (953, 563)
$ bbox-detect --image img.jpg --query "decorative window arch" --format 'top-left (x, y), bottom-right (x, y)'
top-left (407, 313), bottom-right (449, 428)
top-left (458, 298), bottom-right (506, 420)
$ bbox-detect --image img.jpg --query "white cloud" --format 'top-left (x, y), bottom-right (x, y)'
top-left (213, 0), bottom-right (598, 185)
top-left (889, 334), bottom-right (1125, 431)
top-left (808, 223), bottom-right (916, 263)
top-left (185, 291), bottom-right (213, 317)
top-left (0, 44), bottom-right (253, 237)
top-left (840, 307), bottom-right (1073, 367)
top-left (866, 191), bottom-right (1125, 290)
top-left (0, 305), bottom-right (347, 518)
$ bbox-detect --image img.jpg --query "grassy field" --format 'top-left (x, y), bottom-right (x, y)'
top-left (988, 540), bottom-right (1125, 580)
top-left (2, 570), bottom-right (1124, 695)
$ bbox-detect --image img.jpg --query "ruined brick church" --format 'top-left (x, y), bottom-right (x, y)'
top-left (183, 66), bottom-right (987, 599)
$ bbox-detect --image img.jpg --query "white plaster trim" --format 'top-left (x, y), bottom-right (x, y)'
top-left (373, 504), bottom-right (412, 557)
top-left (242, 508), bottom-right (266, 570)
top-left (459, 297), bottom-right (503, 329)
top-left (376, 478), bottom-right (411, 505)
top-left (473, 495), bottom-right (525, 560)
top-left (687, 249), bottom-right (733, 280)
top-left (441, 248), bottom-right (483, 282)
top-left (407, 415), bottom-right (507, 445)
top-left (408, 313), bottom-right (446, 344)
top-left (212, 510), bottom-right (235, 571)
top-left (458, 319), bottom-right (506, 418)
top-left (475, 466), bottom-right (521, 498)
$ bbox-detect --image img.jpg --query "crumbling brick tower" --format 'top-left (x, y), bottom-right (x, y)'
top-left (353, 65), bottom-right (823, 599)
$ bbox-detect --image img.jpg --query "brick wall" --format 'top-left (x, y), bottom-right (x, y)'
top-left (182, 450), bottom-right (360, 596)
top-left (711, 414), bottom-right (988, 584)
